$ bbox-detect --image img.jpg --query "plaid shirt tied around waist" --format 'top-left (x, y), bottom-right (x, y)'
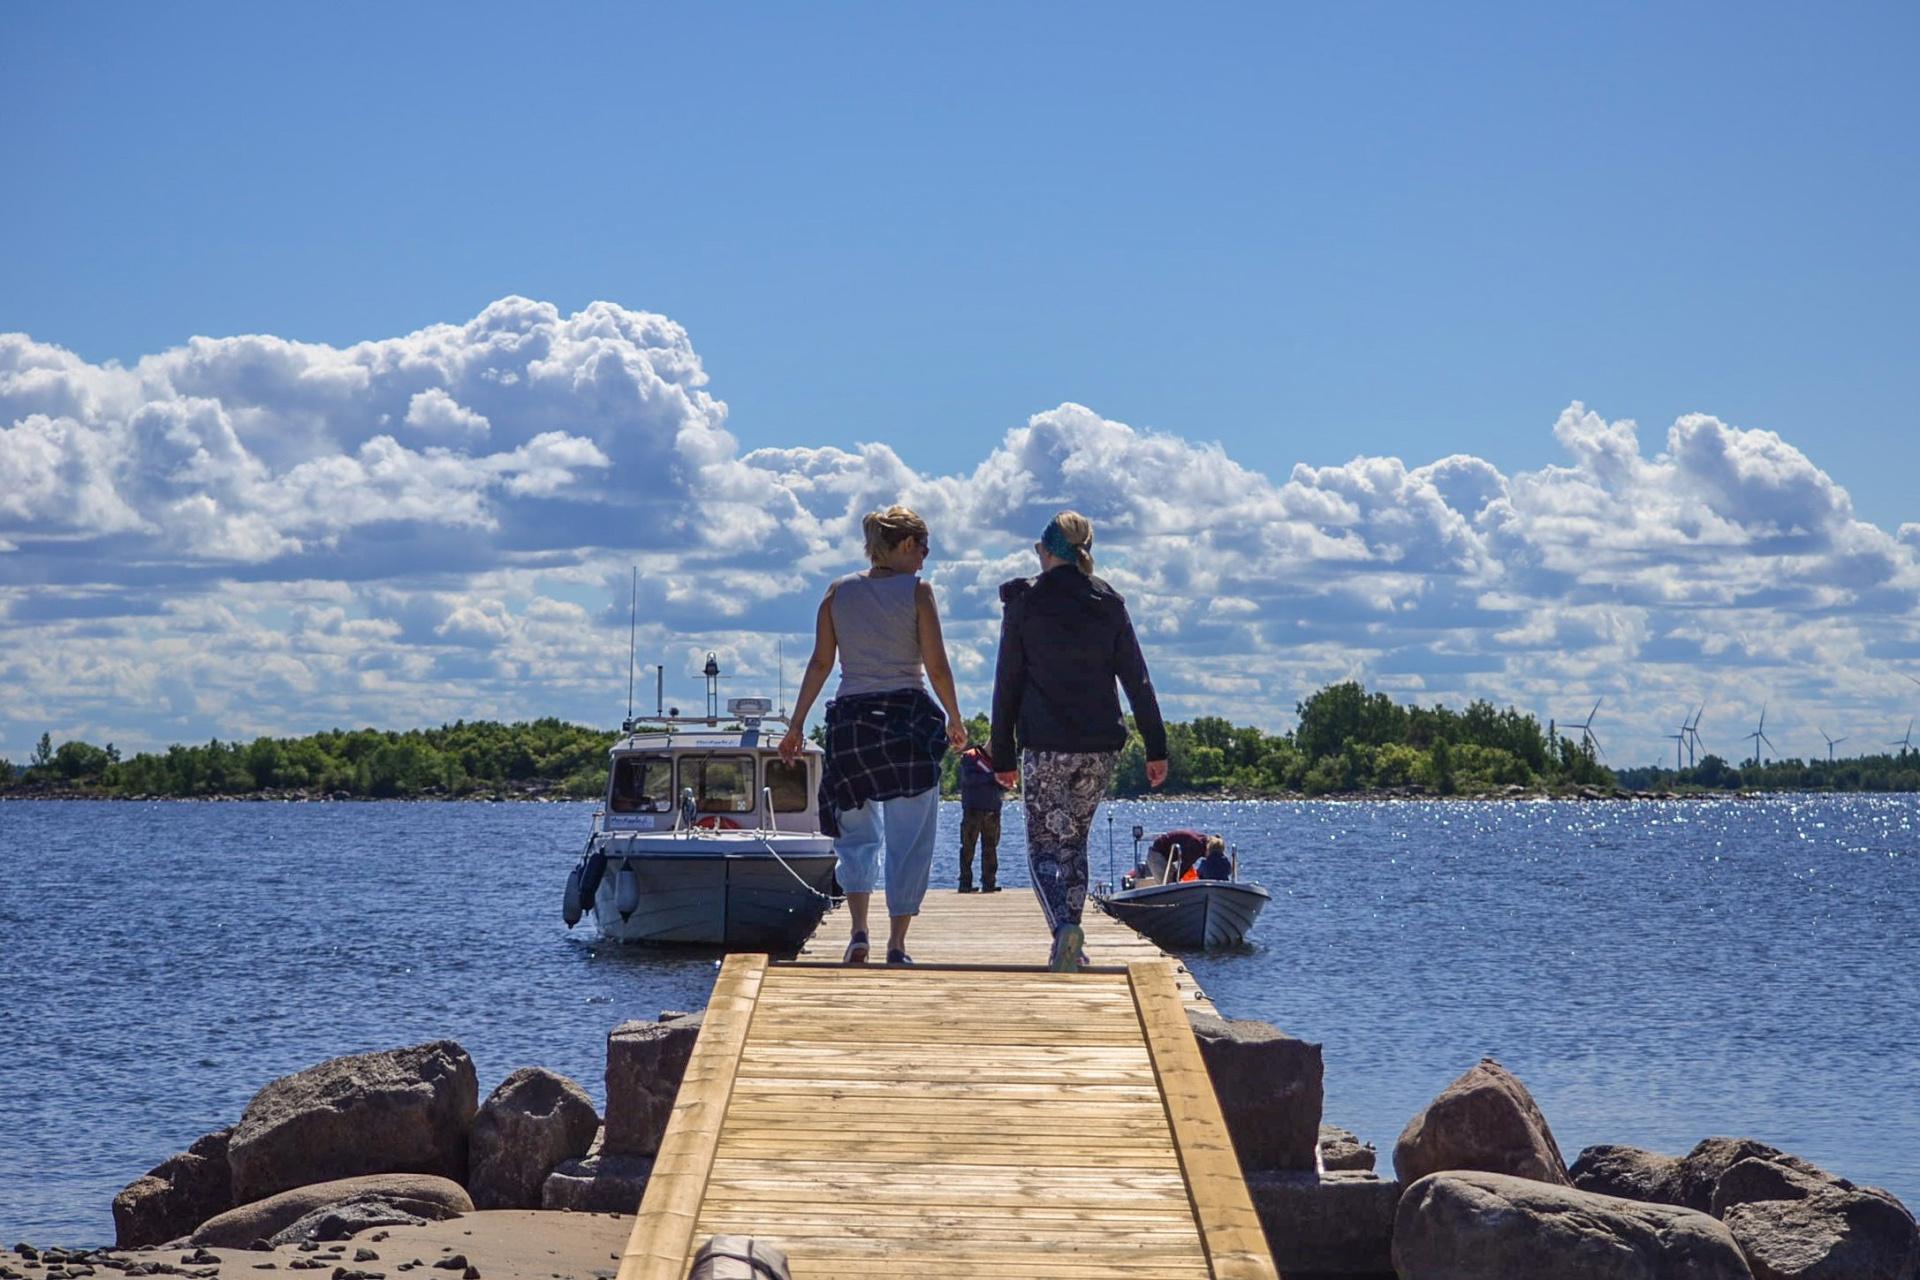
top-left (817, 688), bottom-right (949, 838)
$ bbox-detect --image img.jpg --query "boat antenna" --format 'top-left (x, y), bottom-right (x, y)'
top-left (624, 566), bottom-right (638, 720)
top-left (778, 639), bottom-right (787, 718)
top-left (655, 663), bottom-right (664, 717)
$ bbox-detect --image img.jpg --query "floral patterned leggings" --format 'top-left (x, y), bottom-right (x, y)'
top-left (1022, 749), bottom-right (1118, 930)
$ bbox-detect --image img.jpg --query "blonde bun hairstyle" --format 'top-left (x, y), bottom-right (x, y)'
top-left (862, 504), bottom-right (929, 565)
top-left (1040, 510), bottom-right (1095, 575)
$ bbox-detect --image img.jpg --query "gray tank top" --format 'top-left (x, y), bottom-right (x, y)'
top-left (829, 571), bottom-right (924, 697)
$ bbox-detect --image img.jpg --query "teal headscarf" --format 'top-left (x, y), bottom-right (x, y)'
top-left (1041, 518), bottom-right (1077, 562)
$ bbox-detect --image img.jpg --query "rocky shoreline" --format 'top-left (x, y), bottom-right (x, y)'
top-left (13, 1007), bottom-right (1914, 1280)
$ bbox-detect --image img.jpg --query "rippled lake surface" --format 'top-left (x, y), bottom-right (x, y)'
top-left (2, 795), bottom-right (1915, 1241)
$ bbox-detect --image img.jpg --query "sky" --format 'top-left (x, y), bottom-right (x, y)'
top-left (2, 3), bottom-right (1918, 767)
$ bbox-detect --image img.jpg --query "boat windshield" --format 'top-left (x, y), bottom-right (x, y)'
top-left (686, 754), bottom-right (755, 814)
top-left (765, 757), bottom-right (808, 812)
top-left (609, 755), bottom-right (673, 813)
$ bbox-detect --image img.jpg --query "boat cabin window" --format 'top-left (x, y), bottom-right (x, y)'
top-left (685, 754), bottom-right (755, 814)
top-left (764, 758), bottom-right (809, 812)
top-left (609, 755), bottom-right (673, 813)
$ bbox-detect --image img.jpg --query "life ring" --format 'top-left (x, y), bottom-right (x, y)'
top-left (694, 815), bottom-right (743, 830)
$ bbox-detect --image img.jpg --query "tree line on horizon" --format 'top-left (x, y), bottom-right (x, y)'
top-left (5, 681), bottom-right (1915, 801)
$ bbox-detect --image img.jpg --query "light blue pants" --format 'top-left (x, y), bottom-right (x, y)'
top-left (833, 787), bottom-right (939, 917)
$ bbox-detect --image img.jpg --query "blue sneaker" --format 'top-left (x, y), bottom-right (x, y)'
top-left (1048, 923), bottom-right (1085, 973)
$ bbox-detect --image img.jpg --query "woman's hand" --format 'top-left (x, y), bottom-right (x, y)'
top-left (1146, 759), bottom-right (1169, 789)
top-left (778, 725), bottom-right (805, 766)
top-left (946, 720), bottom-right (969, 751)
top-left (994, 769), bottom-right (1018, 789)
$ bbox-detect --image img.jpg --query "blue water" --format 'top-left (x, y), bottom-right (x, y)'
top-left (1, 795), bottom-right (1914, 1242)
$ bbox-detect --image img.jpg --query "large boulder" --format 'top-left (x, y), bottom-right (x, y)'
top-left (468, 1067), bottom-right (600, 1210)
top-left (112, 1127), bottom-right (236, 1247)
top-left (1184, 1010), bottom-right (1323, 1172)
top-left (193, 1173), bottom-right (472, 1247)
top-left (227, 1040), bottom-right (478, 1204)
top-left (1392, 1170), bottom-right (1754, 1279)
top-left (1674, 1139), bottom-right (1839, 1215)
top-left (604, 1013), bottom-right (703, 1157)
top-left (541, 1149), bottom-right (654, 1214)
top-left (1572, 1143), bottom-right (1684, 1204)
top-left (1245, 1169), bottom-right (1399, 1277)
top-left (1714, 1158), bottom-right (1919, 1280)
top-left (1393, 1058), bottom-right (1569, 1187)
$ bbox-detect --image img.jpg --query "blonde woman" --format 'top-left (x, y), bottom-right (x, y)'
top-left (780, 505), bottom-right (969, 964)
top-left (990, 511), bottom-right (1169, 971)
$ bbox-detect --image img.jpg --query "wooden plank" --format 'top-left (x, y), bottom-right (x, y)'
top-left (617, 952), bottom-right (768, 1280)
top-left (1129, 959), bottom-right (1280, 1280)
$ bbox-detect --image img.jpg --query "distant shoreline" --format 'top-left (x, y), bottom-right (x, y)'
top-left (2, 785), bottom-right (1896, 804)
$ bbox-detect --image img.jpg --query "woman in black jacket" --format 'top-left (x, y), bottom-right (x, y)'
top-left (990, 511), bottom-right (1169, 971)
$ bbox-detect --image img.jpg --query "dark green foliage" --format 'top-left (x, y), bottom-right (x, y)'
top-left (7, 720), bottom-right (619, 799)
top-left (1102, 681), bottom-right (1602, 797)
top-left (1615, 749), bottom-right (1920, 794)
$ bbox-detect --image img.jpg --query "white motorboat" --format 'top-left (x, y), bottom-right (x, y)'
top-left (562, 690), bottom-right (838, 949)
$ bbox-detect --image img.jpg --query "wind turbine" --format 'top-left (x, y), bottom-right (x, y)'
top-left (1819, 729), bottom-right (1847, 763)
top-left (1744, 705), bottom-right (1776, 767)
top-left (1893, 719), bottom-right (1915, 756)
top-left (1683, 703), bottom-right (1704, 768)
top-left (1568, 698), bottom-right (1604, 759)
top-left (1665, 713), bottom-right (1688, 771)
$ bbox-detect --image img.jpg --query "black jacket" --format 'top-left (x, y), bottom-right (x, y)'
top-left (990, 565), bottom-right (1168, 771)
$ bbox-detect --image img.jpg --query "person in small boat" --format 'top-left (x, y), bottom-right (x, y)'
top-left (1144, 828), bottom-right (1210, 883)
top-left (779, 504), bottom-right (969, 965)
top-left (1194, 836), bottom-right (1233, 881)
top-left (990, 510), bottom-right (1169, 972)
top-left (956, 740), bottom-right (1007, 893)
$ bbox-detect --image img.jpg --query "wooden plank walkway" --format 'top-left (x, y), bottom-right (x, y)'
top-left (618, 923), bottom-right (1277, 1278)
top-left (799, 888), bottom-right (1217, 1011)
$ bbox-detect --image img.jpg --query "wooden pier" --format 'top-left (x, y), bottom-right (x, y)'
top-left (618, 892), bottom-right (1278, 1280)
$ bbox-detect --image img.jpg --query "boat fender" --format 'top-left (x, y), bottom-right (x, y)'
top-left (614, 865), bottom-right (641, 921)
top-left (580, 848), bottom-right (608, 905)
top-left (562, 862), bottom-right (585, 928)
top-left (694, 815), bottom-right (743, 830)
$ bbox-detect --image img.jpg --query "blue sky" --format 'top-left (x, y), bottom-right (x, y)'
top-left (3, 4), bottom-right (1918, 764)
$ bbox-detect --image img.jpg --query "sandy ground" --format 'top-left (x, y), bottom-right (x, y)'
top-left (6, 1213), bottom-right (636, 1280)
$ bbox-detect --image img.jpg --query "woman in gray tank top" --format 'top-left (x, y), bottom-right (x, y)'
top-left (779, 505), bottom-right (968, 963)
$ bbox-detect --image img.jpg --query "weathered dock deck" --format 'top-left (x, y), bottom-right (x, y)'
top-left (619, 889), bottom-right (1276, 1278)
top-left (800, 887), bottom-right (1217, 1011)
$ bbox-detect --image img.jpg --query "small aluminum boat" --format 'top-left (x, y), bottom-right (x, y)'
top-left (1095, 878), bottom-right (1270, 950)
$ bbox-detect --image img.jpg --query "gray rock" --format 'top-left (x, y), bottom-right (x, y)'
top-left (1392, 1171), bottom-right (1753, 1279)
top-left (1393, 1058), bottom-right (1569, 1188)
top-left (540, 1151), bottom-right (654, 1214)
top-left (1720, 1174), bottom-right (1918, 1280)
top-left (1319, 1124), bottom-right (1376, 1173)
top-left (264, 1198), bottom-right (437, 1247)
top-left (1245, 1169), bottom-right (1399, 1276)
top-left (1673, 1138), bottom-right (1838, 1215)
top-left (603, 1015), bottom-right (702, 1157)
top-left (1184, 1010), bottom-right (1322, 1172)
top-left (1571, 1143), bottom-right (1684, 1204)
top-left (228, 1042), bottom-right (477, 1204)
top-left (113, 1128), bottom-right (237, 1248)
top-left (192, 1175), bottom-right (472, 1248)
top-left (467, 1068), bottom-right (600, 1210)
